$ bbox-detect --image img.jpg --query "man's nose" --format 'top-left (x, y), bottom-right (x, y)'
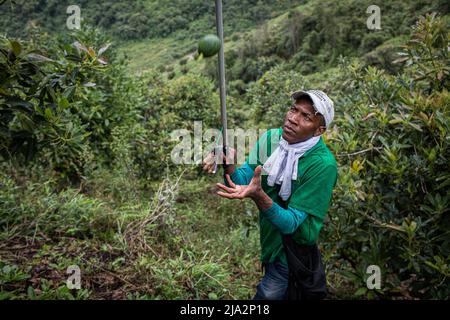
top-left (287, 117), bottom-right (297, 125)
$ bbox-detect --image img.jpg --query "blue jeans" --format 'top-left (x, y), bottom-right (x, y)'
top-left (253, 261), bottom-right (289, 300)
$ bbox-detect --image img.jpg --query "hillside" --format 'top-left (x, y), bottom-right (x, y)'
top-left (118, 0), bottom-right (447, 91)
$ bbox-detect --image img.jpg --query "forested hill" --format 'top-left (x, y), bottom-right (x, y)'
top-left (0, 0), bottom-right (297, 40)
top-left (1, 1), bottom-right (447, 81)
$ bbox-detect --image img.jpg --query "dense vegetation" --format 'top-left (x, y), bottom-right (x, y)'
top-left (203, 0), bottom-right (448, 95)
top-left (0, 0), bottom-right (449, 299)
top-left (0, 0), bottom-right (297, 40)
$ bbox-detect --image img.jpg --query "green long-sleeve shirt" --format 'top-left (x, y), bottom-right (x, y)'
top-left (227, 128), bottom-right (338, 266)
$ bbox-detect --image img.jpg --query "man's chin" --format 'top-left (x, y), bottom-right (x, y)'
top-left (282, 130), bottom-right (293, 142)
top-left (283, 130), bottom-right (311, 144)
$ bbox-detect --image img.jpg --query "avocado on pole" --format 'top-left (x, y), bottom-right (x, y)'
top-left (198, 34), bottom-right (221, 58)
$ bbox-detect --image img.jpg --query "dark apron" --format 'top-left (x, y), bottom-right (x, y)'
top-left (282, 233), bottom-right (328, 300)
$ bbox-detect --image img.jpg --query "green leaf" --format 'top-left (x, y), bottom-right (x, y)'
top-left (9, 40), bottom-right (21, 56)
top-left (354, 287), bottom-right (368, 296)
top-left (17, 113), bottom-right (35, 132)
top-left (407, 121), bottom-right (423, 132)
top-left (59, 97), bottom-right (70, 109)
top-left (98, 43), bottom-right (111, 56)
top-left (5, 98), bottom-right (33, 112)
top-left (63, 86), bottom-right (76, 100)
top-left (27, 286), bottom-right (36, 300)
top-left (72, 41), bottom-right (88, 54)
top-left (366, 290), bottom-right (376, 300)
top-left (208, 292), bottom-right (218, 300)
top-left (44, 108), bottom-right (53, 119)
top-left (27, 53), bottom-right (54, 63)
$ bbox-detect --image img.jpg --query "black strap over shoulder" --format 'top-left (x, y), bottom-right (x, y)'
top-left (282, 234), bottom-right (327, 300)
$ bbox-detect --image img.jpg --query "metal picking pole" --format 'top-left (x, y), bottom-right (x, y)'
top-left (214, 0), bottom-right (228, 174)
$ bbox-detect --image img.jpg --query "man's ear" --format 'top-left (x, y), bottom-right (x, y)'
top-left (313, 126), bottom-right (326, 137)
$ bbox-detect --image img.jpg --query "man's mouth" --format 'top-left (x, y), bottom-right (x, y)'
top-left (283, 124), bottom-right (295, 134)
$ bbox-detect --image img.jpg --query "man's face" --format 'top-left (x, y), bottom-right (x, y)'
top-left (282, 99), bottom-right (326, 144)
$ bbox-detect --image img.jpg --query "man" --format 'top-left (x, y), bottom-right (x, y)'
top-left (203, 90), bottom-right (338, 300)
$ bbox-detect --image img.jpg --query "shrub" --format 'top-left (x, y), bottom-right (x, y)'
top-left (323, 14), bottom-right (449, 299)
top-left (0, 173), bottom-right (113, 239)
top-left (0, 28), bottom-right (145, 182)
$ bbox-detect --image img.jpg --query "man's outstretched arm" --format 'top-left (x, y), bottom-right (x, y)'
top-left (252, 187), bottom-right (308, 234)
top-left (224, 162), bottom-right (254, 186)
top-left (217, 166), bottom-right (308, 234)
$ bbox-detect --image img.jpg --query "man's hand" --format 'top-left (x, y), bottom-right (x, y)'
top-left (216, 165), bottom-right (273, 211)
top-left (216, 166), bottom-right (273, 211)
top-left (202, 147), bottom-right (236, 175)
top-left (216, 166), bottom-right (263, 200)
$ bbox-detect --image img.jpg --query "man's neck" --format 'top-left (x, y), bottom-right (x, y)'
top-left (288, 135), bottom-right (320, 145)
